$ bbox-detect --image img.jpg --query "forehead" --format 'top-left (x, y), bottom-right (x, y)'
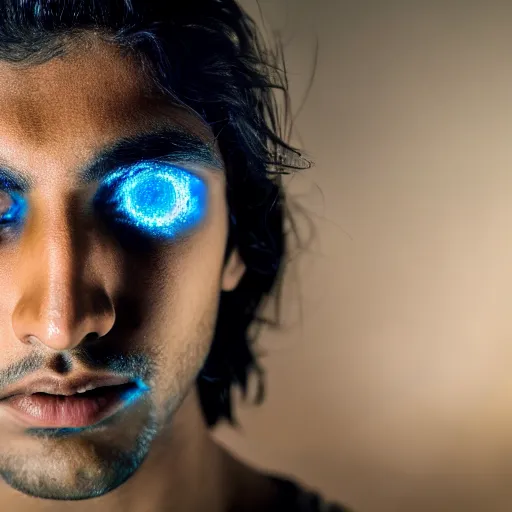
top-left (0, 37), bottom-right (215, 176)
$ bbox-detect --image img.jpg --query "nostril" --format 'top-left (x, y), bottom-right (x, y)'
top-left (23, 334), bottom-right (43, 346)
top-left (83, 332), bottom-right (100, 345)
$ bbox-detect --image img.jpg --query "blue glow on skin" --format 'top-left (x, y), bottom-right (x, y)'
top-left (96, 162), bottom-right (208, 240)
top-left (121, 379), bottom-right (149, 407)
top-left (0, 191), bottom-right (27, 226)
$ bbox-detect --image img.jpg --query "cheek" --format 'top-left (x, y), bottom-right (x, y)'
top-left (139, 188), bottom-right (229, 402)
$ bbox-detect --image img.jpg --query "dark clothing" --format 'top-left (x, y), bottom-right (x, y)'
top-left (271, 476), bottom-right (351, 512)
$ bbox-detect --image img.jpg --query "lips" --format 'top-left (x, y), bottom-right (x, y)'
top-left (0, 374), bottom-right (133, 400)
top-left (0, 375), bottom-right (146, 428)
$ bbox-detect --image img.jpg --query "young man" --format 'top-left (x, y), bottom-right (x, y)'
top-left (0, 1), bottom-right (347, 510)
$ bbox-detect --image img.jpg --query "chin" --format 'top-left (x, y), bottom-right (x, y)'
top-left (0, 408), bottom-right (160, 500)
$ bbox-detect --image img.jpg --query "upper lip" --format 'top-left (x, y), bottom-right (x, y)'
top-left (0, 374), bottom-right (133, 400)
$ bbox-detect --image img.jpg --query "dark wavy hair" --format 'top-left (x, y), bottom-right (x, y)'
top-left (0, 0), bottom-right (310, 427)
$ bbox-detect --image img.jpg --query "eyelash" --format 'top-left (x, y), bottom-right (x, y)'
top-left (0, 162), bottom-right (208, 242)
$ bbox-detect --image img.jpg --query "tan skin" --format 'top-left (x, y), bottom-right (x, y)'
top-left (0, 36), bottom-right (279, 511)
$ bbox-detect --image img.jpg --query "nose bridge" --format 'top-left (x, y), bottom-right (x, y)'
top-left (34, 208), bottom-right (79, 335)
top-left (12, 198), bottom-right (115, 351)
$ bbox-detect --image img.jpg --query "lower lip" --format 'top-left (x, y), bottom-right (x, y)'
top-left (0, 384), bottom-right (141, 428)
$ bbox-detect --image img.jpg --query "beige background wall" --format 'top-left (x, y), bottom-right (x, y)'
top-left (214, 2), bottom-right (512, 511)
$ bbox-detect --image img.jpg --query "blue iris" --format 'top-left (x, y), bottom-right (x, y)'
top-left (94, 162), bottom-right (208, 240)
top-left (0, 191), bottom-right (27, 227)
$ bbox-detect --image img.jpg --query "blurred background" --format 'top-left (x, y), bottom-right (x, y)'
top-left (214, 2), bottom-right (512, 511)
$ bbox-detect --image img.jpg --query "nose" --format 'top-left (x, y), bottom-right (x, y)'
top-left (11, 202), bottom-right (116, 352)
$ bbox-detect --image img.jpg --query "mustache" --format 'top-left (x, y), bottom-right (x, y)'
top-left (0, 348), bottom-right (156, 391)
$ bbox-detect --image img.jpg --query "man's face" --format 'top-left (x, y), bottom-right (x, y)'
top-left (0, 38), bottom-right (244, 500)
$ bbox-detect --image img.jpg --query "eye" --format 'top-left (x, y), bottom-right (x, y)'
top-left (0, 190), bottom-right (27, 228)
top-left (93, 162), bottom-right (208, 241)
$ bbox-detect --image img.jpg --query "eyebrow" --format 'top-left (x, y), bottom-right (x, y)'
top-left (0, 127), bottom-right (224, 192)
top-left (80, 128), bottom-right (224, 184)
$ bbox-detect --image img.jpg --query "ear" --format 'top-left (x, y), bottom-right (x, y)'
top-left (221, 248), bottom-right (246, 291)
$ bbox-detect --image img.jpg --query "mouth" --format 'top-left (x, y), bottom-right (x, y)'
top-left (0, 381), bottom-right (145, 429)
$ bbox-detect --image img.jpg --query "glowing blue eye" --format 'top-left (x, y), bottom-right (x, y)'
top-left (0, 191), bottom-right (27, 227)
top-left (95, 162), bottom-right (208, 240)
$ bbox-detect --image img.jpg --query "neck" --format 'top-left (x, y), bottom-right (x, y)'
top-left (1, 388), bottom-right (230, 512)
